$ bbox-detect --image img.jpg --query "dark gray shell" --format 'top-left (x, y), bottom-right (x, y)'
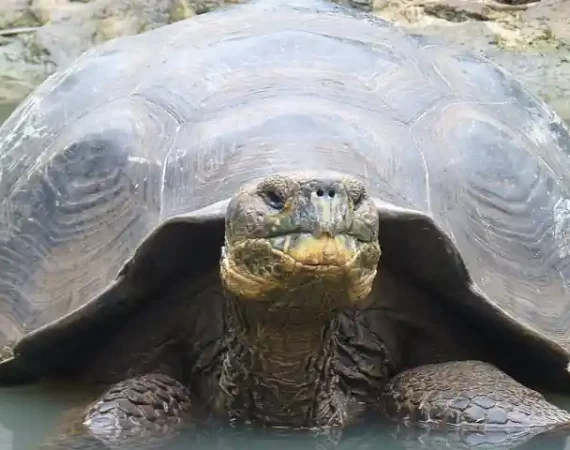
top-left (0, 0), bottom-right (569, 379)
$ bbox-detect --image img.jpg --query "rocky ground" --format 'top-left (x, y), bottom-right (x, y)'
top-left (0, 0), bottom-right (568, 120)
top-left (372, 0), bottom-right (570, 120)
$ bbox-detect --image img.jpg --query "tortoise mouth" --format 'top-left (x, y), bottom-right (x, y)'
top-left (220, 232), bottom-right (381, 303)
top-left (267, 232), bottom-right (365, 267)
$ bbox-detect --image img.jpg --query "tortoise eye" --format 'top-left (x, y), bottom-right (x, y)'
top-left (263, 189), bottom-right (285, 210)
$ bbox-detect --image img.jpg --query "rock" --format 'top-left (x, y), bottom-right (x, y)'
top-left (0, 0), bottom-right (207, 105)
top-left (344, 0), bottom-right (375, 11)
top-left (30, 0), bottom-right (81, 25)
top-left (0, 0), bottom-right (41, 30)
top-left (372, 0), bottom-right (570, 121)
top-left (523, 0), bottom-right (570, 42)
top-left (0, 36), bottom-right (49, 105)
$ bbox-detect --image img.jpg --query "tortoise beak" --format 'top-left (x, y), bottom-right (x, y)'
top-left (278, 233), bottom-right (358, 267)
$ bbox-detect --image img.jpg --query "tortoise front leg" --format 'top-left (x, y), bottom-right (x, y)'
top-left (38, 373), bottom-right (193, 449)
top-left (82, 373), bottom-right (192, 439)
top-left (381, 360), bottom-right (570, 446)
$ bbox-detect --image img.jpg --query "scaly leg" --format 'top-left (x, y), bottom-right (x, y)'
top-left (381, 360), bottom-right (570, 449)
top-left (83, 373), bottom-right (192, 438)
top-left (38, 373), bottom-right (192, 449)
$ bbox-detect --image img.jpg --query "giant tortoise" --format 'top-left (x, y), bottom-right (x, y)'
top-left (0, 0), bottom-right (570, 447)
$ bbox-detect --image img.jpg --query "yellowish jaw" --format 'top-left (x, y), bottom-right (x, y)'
top-left (220, 233), bottom-right (381, 305)
top-left (283, 234), bottom-right (355, 266)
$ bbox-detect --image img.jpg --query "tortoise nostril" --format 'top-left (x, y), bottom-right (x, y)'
top-left (315, 187), bottom-right (337, 198)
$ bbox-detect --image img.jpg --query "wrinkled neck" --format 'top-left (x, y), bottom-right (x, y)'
top-left (219, 293), bottom-right (345, 428)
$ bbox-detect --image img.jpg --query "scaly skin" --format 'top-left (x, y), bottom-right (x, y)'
top-left (38, 374), bottom-right (192, 450)
top-left (218, 289), bottom-right (346, 428)
top-left (382, 361), bottom-right (570, 430)
top-left (83, 373), bottom-right (192, 436)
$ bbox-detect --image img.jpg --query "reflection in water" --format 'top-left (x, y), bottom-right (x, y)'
top-left (1, 106), bottom-right (570, 450)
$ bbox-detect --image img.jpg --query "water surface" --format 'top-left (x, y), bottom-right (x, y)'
top-left (1, 104), bottom-right (570, 450)
top-left (0, 104), bottom-right (16, 124)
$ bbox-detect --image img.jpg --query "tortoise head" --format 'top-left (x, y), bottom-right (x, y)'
top-left (220, 172), bottom-right (381, 311)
